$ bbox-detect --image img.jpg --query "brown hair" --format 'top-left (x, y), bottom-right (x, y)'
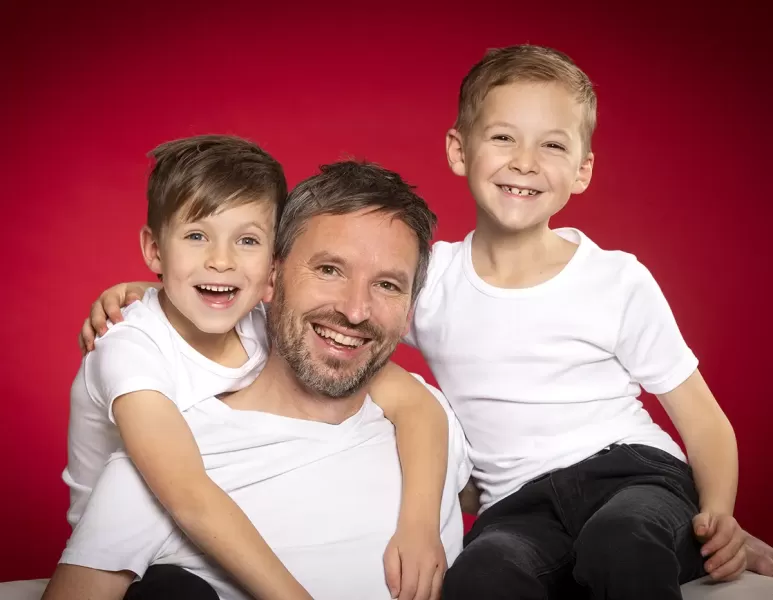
top-left (275, 161), bottom-right (437, 300)
top-left (146, 134), bottom-right (287, 238)
top-left (454, 45), bottom-right (597, 153)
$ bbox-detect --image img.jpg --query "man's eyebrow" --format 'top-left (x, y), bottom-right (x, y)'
top-left (376, 268), bottom-right (411, 288)
top-left (308, 250), bottom-right (346, 265)
top-left (307, 251), bottom-right (412, 288)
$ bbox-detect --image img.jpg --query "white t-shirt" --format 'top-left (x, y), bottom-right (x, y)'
top-left (60, 379), bottom-right (472, 600)
top-left (63, 287), bottom-right (269, 526)
top-left (405, 228), bottom-right (697, 512)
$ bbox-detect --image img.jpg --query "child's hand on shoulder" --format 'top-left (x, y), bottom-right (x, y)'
top-left (693, 511), bottom-right (747, 581)
top-left (383, 523), bottom-right (446, 600)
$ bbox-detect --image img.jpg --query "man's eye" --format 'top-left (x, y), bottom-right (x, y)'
top-left (378, 281), bottom-right (398, 292)
top-left (319, 265), bottom-right (338, 276)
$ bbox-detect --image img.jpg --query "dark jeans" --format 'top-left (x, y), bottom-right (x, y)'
top-left (443, 444), bottom-right (705, 600)
top-left (124, 564), bottom-right (219, 600)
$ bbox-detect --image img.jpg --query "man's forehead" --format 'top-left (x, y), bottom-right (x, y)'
top-left (294, 210), bottom-right (419, 270)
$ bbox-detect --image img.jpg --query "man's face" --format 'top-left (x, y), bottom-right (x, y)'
top-left (267, 208), bottom-right (419, 398)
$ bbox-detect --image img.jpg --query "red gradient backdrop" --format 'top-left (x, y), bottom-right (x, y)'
top-left (3, 0), bottom-right (771, 581)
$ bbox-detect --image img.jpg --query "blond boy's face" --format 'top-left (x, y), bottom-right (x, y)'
top-left (448, 81), bottom-right (594, 233)
top-left (142, 201), bottom-right (276, 338)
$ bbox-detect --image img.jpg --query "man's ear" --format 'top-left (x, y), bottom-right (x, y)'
top-left (571, 151), bottom-right (595, 195)
top-left (446, 128), bottom-right (468, 177)
top-left (140, 226), bottom-right (163, 275)
top-left (401, 305), bottom-right (416, 339)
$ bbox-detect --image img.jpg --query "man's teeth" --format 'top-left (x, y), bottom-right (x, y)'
top-left (313, 325), bottom-right (365, 348)
top-left (501, 186), bottom-right (539, 196)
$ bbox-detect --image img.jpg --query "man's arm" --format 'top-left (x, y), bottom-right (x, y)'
top-left (658, 369), bottom-right (746, 581)
top-left (113, 391), bottom-right (312, 600)
top-left (369, 362), bottom-right (449, 600)
top-left (43, 565), bottom-right (134, 600)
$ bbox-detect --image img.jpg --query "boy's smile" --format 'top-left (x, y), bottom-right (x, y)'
top-left (142, 201), bottom-right (276, 343)
top-left (448, 81), bottom-right (594, 234)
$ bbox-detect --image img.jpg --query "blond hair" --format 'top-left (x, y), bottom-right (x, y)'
top-left (455, 45), bottom-right (597, 153)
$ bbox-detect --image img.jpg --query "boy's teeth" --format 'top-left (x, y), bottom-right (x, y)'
top-left (312, 325), bottom-right (365, 348)
top-left (503, 186), bottom-right (538, 196)
top-left (198, 284), bottom-right (236, 292)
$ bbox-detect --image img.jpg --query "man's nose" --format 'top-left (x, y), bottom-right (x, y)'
top-left (333, 278), bottom-right (372, 325)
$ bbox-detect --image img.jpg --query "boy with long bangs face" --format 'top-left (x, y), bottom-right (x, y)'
top-left (47, 135), bottom-right (450, 600)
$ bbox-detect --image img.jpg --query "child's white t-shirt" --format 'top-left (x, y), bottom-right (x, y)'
top-left (63, 287), bottom-right (269, 526)
top-left (405, 228), bottom-right (697, 513)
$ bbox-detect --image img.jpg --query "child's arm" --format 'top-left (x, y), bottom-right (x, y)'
top-left (42, 565), bottom-right (134, 600)
top-left (368, 361), bottom-right (449, 600)
top-left (112, 391), bottom-right (312, 600)
top-left (657, 369), bottom-right (745, 581)
top-left (79, 281), bottom-right (158, 353)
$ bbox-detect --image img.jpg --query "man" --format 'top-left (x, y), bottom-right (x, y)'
top-left (42, 161), bottom-right (472, 600)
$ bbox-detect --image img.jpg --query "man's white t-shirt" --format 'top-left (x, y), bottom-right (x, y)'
top-left (64, 288), bottom-right (269, 526)
top-left (405, 228), bottom-right (696, 512)
top-left (61, 379), bottom-right (472, 600)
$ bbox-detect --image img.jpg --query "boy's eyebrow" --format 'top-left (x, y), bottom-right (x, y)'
top-left (244, 221), bottom-right (271, 233)
top-left (484, 122), bottom-right (573, 139)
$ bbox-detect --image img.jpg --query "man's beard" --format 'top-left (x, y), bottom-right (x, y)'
top-left (267, 273), bottom-right (399, 398)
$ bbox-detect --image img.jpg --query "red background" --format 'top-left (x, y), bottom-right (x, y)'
top-left (4, 0), bottom-right (771, 582)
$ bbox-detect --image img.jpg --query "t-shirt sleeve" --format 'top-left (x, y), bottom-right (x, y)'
top-left (59, 453), bottom-right (176, 577)
top-left (615, 260), bottom-right (698, 395)
top-left (84, 324), bottom-right (176, 423)
top-left (402, 242), bottom-right (447, 349)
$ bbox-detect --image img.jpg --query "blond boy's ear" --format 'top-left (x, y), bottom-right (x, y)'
top-left (446, 128), bottom-right (467, 177)
top-left (571, 151), bottom-right (595, 195)
top-left (140, 226), bottom-right (163, 275)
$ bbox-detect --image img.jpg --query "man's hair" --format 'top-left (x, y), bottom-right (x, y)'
top-left (146, 134), bottom-right (287, 238)
top-left (454, 44), bottom-right (597, 153)
top-left (276, 161), bottom-right (437, 300)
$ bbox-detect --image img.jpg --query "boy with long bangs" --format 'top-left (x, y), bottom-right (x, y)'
top-left (49, 135), bottom-right (450, 600)
top-left (420, 45), bottom-right (743, 598)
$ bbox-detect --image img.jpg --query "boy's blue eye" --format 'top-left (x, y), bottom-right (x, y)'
top-left (186, 233), bottom-right (204, 241)
top-left (239, 237), bottom-right (260, 246)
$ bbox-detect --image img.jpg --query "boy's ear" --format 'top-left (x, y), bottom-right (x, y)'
top-left (140, 226), bottom-right (163, 275)
top-left (572, 151), bottom-right (595, 195)
top-left (263, 262), bottom-right (278, 304)
top-left (446, 128), bottom-right (467, 177)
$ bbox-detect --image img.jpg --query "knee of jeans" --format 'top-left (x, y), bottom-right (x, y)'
top-left (450, 530), bottom-right (540, 578)
top-left (575, 510), bottom-right (666, 563)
